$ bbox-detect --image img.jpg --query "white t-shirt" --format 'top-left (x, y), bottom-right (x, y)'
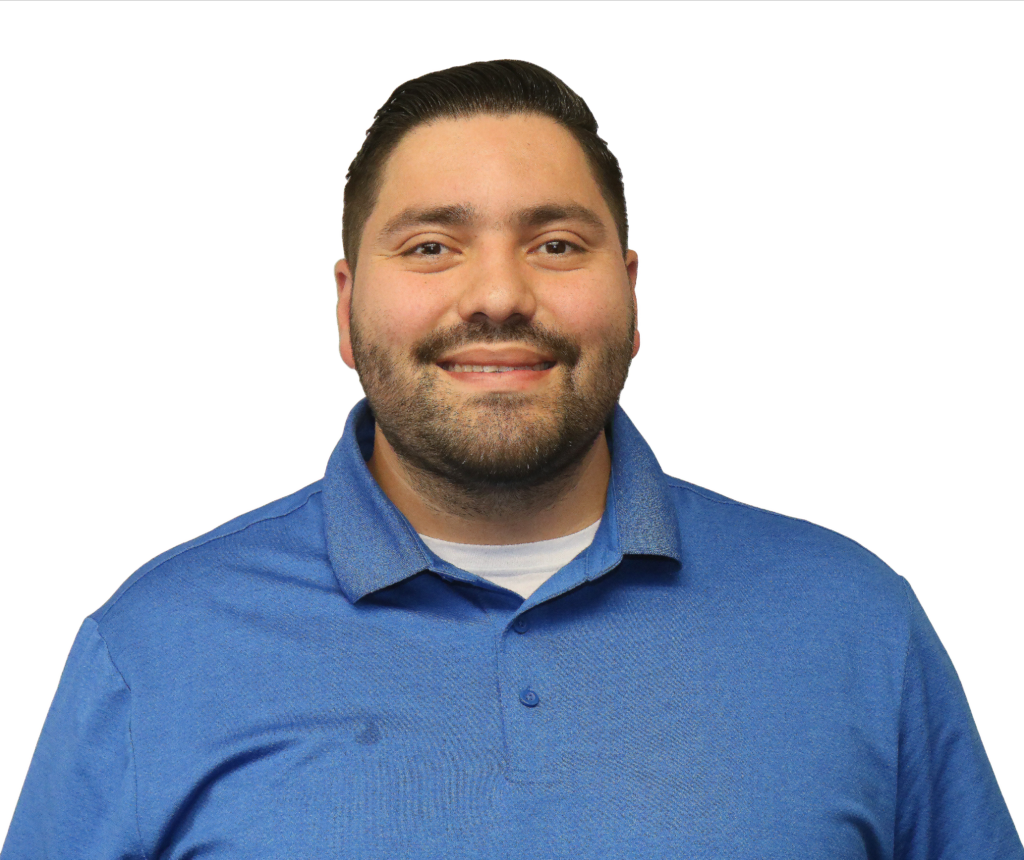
top-left (419, 520), bottom-right (601, 599)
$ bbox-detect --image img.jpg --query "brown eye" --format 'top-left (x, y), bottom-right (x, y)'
top-left (543, 240), bottom-right (570, 255)
top-left (412, 242), bottom-right (445, 256)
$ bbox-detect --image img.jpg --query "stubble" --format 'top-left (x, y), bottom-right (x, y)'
top-left (350, 312), bottom-right (635, 516)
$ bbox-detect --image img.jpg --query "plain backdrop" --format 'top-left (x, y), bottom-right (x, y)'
top-left (1, 0), bottom-right (1021, 841)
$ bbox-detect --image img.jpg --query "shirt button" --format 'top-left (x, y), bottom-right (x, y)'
top-left (519, 688), bottom-right (540, 707)
top-left (513, 617), bottom-right (529, 634)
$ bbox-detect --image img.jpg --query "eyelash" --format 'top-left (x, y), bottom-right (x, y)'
top-left (403, 239), bottom-right (583, 257)
top-left (538, 240), bottom-right (582, 255)
top-left (404, 242), bottom-right (449, 256)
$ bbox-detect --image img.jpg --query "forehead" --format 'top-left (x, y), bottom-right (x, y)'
top-left (370, 113), bottom-right (609, 225)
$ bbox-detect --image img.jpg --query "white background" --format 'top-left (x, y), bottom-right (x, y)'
top-left (1, 0), bottom-right (1021, 842)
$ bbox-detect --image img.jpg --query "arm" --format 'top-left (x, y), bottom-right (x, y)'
top-left (895, 579), bottom-right (1023, 859)
top-left (1, 618), bottom-right (147, 859)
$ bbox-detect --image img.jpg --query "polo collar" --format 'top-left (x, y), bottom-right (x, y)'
top-left (322, 399), bottom-right (682, 603)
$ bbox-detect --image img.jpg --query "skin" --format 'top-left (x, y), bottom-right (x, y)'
top-left (334, 113), bottom-right (639, 545)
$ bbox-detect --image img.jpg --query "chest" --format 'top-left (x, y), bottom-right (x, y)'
top-left (123, 585), bottom-right (902, 859)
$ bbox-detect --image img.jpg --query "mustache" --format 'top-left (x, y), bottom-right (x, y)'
top-left (414, 321), bottom-right (582, 367)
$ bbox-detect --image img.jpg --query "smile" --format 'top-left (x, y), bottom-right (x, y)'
top-left (439, 361), bottom-right (556, 373)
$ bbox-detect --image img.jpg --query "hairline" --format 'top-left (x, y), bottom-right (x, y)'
top-left (347, 109), bottom-right (627, 279)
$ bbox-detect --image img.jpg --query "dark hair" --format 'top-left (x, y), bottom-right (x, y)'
top-left (342, 59), bottom-right (628, 274)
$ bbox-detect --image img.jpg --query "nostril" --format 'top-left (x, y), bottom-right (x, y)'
top-left (469, 310), bottom-right (529, 327)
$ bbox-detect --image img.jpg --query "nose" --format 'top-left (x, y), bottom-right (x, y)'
top-left (455, 243), bottom-right (537, 326)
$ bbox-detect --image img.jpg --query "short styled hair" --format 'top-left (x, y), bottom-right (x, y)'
top-left (342, 59), bottom-right (628, 274)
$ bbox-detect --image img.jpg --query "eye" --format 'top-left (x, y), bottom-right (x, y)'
top-left (406, 241), bottom-right (448, 256)
top-left (539, 240), bottom-right (577, 255)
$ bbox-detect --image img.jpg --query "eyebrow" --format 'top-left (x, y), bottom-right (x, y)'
top-left (376, 202), bottom-right (608, 244)
top-left (377, 204), bottom-right (477, 242)
top-left (514, 203), bottom-right (606, 239)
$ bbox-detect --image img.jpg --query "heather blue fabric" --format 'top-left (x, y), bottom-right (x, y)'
top-left (3, 400), bottom-right (1021, 859)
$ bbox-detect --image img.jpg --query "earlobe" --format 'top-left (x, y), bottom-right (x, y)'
top-left (335, 260), bottom-right (356, 370)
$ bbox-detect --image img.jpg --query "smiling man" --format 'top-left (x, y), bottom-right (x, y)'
top-left (2, 60), bottom-right (1022, 860)
top-left (337, 110), bottom-right (637, 553)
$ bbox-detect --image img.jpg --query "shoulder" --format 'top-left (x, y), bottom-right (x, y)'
top-left (89, 481), bottom-right (329, 645)
top-left (662, 474), bottom-right (913, 635)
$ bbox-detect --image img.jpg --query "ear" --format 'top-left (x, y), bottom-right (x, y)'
top-left (625, 250), bottom-right (640, 358)
top-left (335, 259), bottom-right (356, 369)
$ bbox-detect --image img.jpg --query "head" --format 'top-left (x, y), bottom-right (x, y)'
top-left (335, 60), bottom-right (639, 497)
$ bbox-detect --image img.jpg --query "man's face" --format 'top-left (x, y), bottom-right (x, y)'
top-left (336, 113), bottom-right (639, 490)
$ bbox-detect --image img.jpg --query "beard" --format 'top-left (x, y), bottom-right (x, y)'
top-left (349, 311), bottom-right (635, 493)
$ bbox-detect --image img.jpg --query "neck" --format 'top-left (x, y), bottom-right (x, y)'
top-left (367, 426), bottom-right (611, 545)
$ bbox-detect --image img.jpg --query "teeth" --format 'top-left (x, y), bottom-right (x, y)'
top-left (444, 362), bottom-right (554, 373)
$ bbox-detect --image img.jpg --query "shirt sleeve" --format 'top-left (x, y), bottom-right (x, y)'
top-left (895, 579), bottom-right (1024, 859)
top-left (1, 618), bottom-right (147, 860)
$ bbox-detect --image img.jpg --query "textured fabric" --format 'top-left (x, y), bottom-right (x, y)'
top-left (419, 520), bottom-right (601, 597)
top-left (3, 399), bottom-right (1021, 859)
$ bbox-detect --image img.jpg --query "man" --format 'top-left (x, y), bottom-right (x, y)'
top-left (2, 59), bottom-right (1021, 859)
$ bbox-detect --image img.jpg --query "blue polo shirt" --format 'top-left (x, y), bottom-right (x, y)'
top-left (3, 400), bottom-right (1021, 859)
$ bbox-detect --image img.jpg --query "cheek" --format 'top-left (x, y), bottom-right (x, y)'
top-left (354, 278), bottom-right (452, 349)
top-left (545, 282), bottom-right (633, 346)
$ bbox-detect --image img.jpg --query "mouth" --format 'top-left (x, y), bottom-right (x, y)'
top-left (439, 361), bottom-right (556, 374)
top-left (434, 346), bottom-right (558, 386)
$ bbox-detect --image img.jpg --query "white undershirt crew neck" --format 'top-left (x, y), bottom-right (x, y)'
top-left (419, 520), bottom-right (602, 599)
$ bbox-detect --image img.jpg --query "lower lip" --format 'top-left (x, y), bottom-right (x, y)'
top-left (438, 365), bottom-right (556, 391)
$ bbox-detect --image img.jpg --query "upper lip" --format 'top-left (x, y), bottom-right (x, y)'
top-left (437, 346), bottom-right (556, 366)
